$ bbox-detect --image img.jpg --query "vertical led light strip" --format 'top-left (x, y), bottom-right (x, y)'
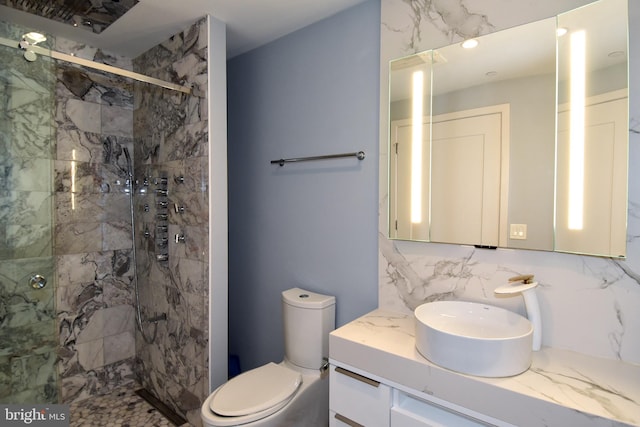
top-left (568, 30), bottom-right (586, 230)
top-left (411, 70), bottom-right (424, 224)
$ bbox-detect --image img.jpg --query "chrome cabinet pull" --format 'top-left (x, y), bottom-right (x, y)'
top-left (335, 366), bottom-right (380, 388)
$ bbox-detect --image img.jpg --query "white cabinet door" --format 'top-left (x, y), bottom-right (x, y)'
top-left (330, 365), bottom-right (391, 427)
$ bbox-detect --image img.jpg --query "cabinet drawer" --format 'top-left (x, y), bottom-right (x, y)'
top-left (330, 365), bottom-right (390, 427)
top-left (391, 391), bottom-right (491, 427)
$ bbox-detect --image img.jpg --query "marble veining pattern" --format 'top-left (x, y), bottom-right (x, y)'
top-left (2, 16), bottom-right (210, 412)
top-left (379, 0), bottom-right (640, 368)
top-left (0, 20), bottom-right (59, 403)
top-left (133, 17), bottom-right (209, 427)
top-left (397, 0), bottom-right (494, 51)
top-left (331, 310), bottom-right (640, 426)
top-left (52, 42), bottom-right (139, 403)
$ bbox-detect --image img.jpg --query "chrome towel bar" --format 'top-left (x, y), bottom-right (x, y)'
top-left (271, 151), bottom-right (365, 166)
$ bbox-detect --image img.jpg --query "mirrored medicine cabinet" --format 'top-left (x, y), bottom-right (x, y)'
top-left (388, 0), bottom-right (629, 258)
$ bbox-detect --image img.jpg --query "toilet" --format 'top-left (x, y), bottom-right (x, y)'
top-left (201, 287), bottom-right (336, 426)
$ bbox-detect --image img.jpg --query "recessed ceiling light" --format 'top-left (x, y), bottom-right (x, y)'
top-left (461, 39), bottom-right (479, 49)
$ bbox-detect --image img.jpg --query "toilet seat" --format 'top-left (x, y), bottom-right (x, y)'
top-left (208, 362), bottom-right (302, 425)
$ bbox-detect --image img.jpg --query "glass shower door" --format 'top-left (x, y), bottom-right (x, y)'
top-left (0, 21), bottom-right (58, 403)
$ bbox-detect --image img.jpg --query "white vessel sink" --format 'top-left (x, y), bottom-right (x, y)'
top-left (414, 301), bottom-right (533, 377)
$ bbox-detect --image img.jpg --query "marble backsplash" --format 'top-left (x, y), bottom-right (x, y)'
top-left (379, 0), bottom-right (640, 365)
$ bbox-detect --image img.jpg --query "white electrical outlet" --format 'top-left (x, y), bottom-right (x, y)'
top-left (510, 224), bottom-right (527, 240)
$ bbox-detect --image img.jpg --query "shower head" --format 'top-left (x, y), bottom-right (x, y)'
top-left (123, 147), bottom-right (133, 178)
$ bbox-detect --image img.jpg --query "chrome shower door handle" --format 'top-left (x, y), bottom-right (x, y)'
top-left (29, 274), bottom-right (47, 289)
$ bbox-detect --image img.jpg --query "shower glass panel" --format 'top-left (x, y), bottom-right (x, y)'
top-left (0, 21), bottom-right (58, 403)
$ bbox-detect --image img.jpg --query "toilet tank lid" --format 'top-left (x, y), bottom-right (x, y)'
top-left (282, 287), bottom-right (336, 309)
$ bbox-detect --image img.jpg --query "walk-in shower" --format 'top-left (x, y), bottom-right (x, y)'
top-left (0, 15), bottom-right (218, 425)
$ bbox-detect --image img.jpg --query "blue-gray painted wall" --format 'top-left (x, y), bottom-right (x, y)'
top-left (227, 0), bottom-right (381, 372)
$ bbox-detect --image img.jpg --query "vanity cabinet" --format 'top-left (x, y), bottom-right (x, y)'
top-left (329, 310), bottom-right (640, 427)
top-left (330, 363), bottom-right (508, 427)
top-left (329, 364), bottom-right (391, 427)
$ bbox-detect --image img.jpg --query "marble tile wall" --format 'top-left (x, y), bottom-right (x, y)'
top-left (379, 0), bottom-right (640, 365)
top-left (132, 18), bottom-right (209, 427)
top-left (0, 20), bottom-right (59, 403)
top-left (52, 41), bottom-right (138, 402)
top-left (1, 17), bottom-right (210, 413)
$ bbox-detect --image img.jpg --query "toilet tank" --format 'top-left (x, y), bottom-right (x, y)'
top-left (282, 287), bottom-right (336, 370)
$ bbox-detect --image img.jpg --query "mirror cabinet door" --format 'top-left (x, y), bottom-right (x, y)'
top-left (388, 0), bottom-right (628, 258)
top-left (555, 0), bottom-right (628, 257)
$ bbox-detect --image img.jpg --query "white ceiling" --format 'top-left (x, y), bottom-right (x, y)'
top-left (0, 0), bottom-right (367, 59)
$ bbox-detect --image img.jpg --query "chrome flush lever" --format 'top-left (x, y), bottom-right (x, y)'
top-left (319, 357), bottom-right (329, 372)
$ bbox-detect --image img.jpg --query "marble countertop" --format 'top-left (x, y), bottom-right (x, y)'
top-left (329, 309), bottom-right (640, 427)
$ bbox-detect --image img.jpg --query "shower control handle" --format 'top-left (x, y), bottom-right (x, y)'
top-left (174, 204), bottom-right (185, 214)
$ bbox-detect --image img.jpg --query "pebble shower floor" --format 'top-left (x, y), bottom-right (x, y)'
top-left (69, 387), bottom-right (190, 427)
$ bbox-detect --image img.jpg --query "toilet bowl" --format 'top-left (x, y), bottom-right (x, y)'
top-left (201, 360), bottom-right (328, 426)
top-left (201, 288), bottom-right (335, 427)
